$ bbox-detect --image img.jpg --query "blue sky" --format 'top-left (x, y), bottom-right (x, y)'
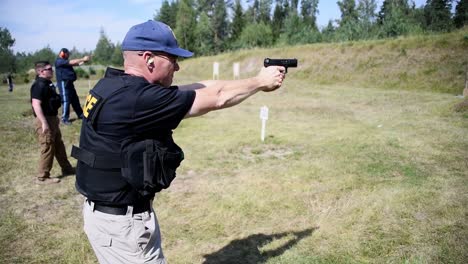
top-left (0, 0), bottom-right (428, 53)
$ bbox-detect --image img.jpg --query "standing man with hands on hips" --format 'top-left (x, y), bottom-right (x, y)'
top-left (55, 48), bottom-right (90, 125)
top-left (72, 20), bottom-right (286, 264)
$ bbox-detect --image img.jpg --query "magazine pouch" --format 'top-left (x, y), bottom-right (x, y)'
top-left (49, 85), bottom-right (62, 111)
top-left (121, 138), bottom-right (184, 197)
top-left (50, 93), bottom-right (62, 111)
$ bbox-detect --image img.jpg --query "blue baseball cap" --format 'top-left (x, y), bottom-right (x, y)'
top-left (122, 20), bottom-right (193, 58)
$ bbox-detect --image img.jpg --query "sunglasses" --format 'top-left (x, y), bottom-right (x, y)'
top-left (153, 52), bottom-right (178, 64)
top-left (42, 67), bottom-right (53, 71)
top-left (138, 51), bottom-right (178, 64)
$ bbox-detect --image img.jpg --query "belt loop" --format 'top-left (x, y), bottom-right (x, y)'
top-left (126, 205), bottom-right (134, 215)
top-left (149, 199), bottom-right (154, 214)
top-left (86, 199), bottom-right (96, 212)
top-left (146, 139), bottom-right (154, 152)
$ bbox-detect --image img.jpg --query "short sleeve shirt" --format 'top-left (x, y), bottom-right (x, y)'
top-left (30, 77), bottom-right (60, 117)
top-left (55, 57), bottom-right (77, 81)
top-left (92, 68), bottom-right (196, 142)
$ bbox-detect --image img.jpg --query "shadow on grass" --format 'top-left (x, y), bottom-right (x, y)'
top-left (203, 227), bottom-right (317, 264)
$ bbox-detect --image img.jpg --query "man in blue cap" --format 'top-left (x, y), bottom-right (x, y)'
top-left (72, 20), bottom-right (285, 264)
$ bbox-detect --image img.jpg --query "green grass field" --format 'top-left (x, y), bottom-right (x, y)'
top-left (1, 31), bottom-right (467, 263)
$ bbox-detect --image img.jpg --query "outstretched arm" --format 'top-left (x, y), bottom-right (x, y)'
top-left (69, 56), bottom-right (90, 66)
top-left (181, 66), bottom-right (285, 118)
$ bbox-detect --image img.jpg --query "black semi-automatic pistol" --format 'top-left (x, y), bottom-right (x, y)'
top-left (264, 58), bottom-right (298, 73)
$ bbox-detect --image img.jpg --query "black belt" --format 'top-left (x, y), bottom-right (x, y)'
top-left (87, 200), bottom-right (151, 215)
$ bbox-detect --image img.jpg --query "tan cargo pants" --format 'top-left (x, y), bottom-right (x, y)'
top-left (83, 200), bottom-right (167, 264)
top-left (34, 116), bottom-right (72, 179)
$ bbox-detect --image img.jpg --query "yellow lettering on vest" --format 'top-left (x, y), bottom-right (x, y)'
top-left (83, 94), bottom-right (98, 118)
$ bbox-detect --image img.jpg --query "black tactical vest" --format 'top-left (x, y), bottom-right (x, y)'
top-left (73, 76), bottom-right (183, 206)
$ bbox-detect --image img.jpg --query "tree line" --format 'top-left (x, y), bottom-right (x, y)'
top-left (156, 0), bottom-right (466, 54)
top-left (1, 0), bottom-right (467, 78)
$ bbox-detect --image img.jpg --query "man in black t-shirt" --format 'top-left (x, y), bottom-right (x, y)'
top-left (31, 61), bottom-right (75, 184)
top-left (75, 20), bottom-right (286, 264)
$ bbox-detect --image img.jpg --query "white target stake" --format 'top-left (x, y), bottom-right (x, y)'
top-left (260, 106), bottom-right (269, 142)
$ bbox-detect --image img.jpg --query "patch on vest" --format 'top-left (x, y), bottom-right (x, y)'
top-left (83, 92), bottom-right (101, 118)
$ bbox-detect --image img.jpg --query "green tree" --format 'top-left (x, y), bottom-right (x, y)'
top-left (110, 42), bottom-right (124, 66)
top-left (0, 27), bottom-right (15, 73)
top-left (336, 0), bottom-right (360, 40)
top-left (237, 22), bottom-right (274, 48)
top-left (300, 0), bottom-right (319, 30)
top-left (356, 0), bottom-right (378, 39)
top-left (424, 0), bottom-right (453, 32)
top-left (93, 28), bottom-right (115, 65)
top-left (321, 20), bottom-right (337, 42)
top-left (378, 0), bottom-right (409, 24)
top-left (230, 0), bottom-right (245, 43)
top-left (279, 11), bottom-right (321, 45)
top-left (258, 0), bottom-right (273, 23)
top-left (175, 0), bottom-right (197, 53)
top-left (291, 0), bottom-right (299, 11)
top-left (338, 0), bottom-right (358, 26)
top-left (212, 0), bottom-right (229, 53)
top-left (14, 52), bottom-right (30, 74)
top-left (196, 0), bottom-right (214, 13)
top-left (271, 0), bottom-right (289, 39)
top-left (245, 0), bottom-right (263, 23)
top-left (195, 12), bottom-right (214, 55)
top-left (155, 0), bottom-right (179, 29)
top-left (357, 0), bottom-right (377, 25)
top-left (377, 0), bottom-right (419, 38)
top-left (409, 2), bottom-right (426, 29)
top-left (14, 46), bottom-right (56, 74)
top-left (454, 0), bottom-right (468, 28)
top-left (33, 46), bottom-right (56, 64)
top-left (272, 0), bottom-right (289, 40)
top-left (74, 67), bottom-right (89, 79)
